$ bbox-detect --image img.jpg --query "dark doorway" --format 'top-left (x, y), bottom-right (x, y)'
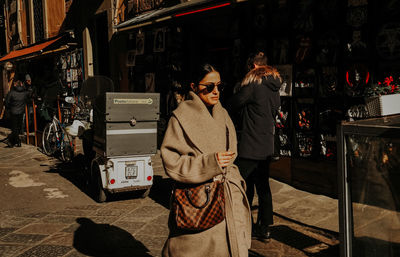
top-left (90, 12), bottom-right (110, 77)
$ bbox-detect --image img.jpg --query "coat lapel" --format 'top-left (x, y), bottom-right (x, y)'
top-left (173, 92), bottom-right (227, 154)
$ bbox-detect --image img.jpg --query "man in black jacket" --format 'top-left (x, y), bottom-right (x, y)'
top-left (5, 80), bottom-right (29, 147)
top-left (228, 52), bottom-right (281, 240)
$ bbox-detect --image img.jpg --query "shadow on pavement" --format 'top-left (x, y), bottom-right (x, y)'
top-left (45, 153), bottom-right (89, 193)
top-left (73, 217), bottom-right (152, 257)
top-left (271, 225), bottom-right (339, 257)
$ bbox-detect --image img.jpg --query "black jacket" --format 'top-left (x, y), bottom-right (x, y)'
top-left (5, 85), bottom-right (29, 115)
top-left (228, 75), bottom-right (281, 160)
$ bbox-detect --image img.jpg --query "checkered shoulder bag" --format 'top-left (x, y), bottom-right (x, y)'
top-left (173, 178), bottom-right (225, 231)
top-left (172, 127), bottom-right (229, 231)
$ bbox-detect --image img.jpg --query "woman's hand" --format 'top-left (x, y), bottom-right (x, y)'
top-left (216, 151), bottom-right (235, 168)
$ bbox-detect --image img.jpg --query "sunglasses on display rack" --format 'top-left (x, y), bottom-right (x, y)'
top-left (198, 82), bottom-right (225, 93)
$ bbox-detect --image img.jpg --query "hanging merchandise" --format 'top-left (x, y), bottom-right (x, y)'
top-left (57, 49), bottom-right (84, 95)
top-left (297, 108), bottom-right (312, 130)
top-left (276, 65), bottom-right (292, 96)
top-left (273, 39), bottom-right (289, 65)
top-left (345, 63), bottom-right (370, 96)
top-left (66, 53), bottom-right (71, 68)
top-left (295, 68), bottom-right (316, 97)
top-left (295, 36), bottom-right (312, 64)
top-left (346, 104), bottom-right (369, 120)
top-left (320, 134), bottom-right (336, 160)
top-left (345, 30), bottom-right (368, 59)
top-left (274, 104), bottom-right (292, 158)
top-left (126, 50), bottom-right (136, 67)
top-left (315, 32), bottom-right (340, 65)
top-left (71, 69), bottom-right (78, 82)
top-left (293, 0), bottom-right (314, 32)
top-left (145, 73), bottom-right (155, 92)
top-left (376, 23), bottom-right (400, 60)
top-left (253, 4), bottom-right (266, 31)
top-left (320, 67), bottom-right (338, 96)
top-left (60, 55), bottom-right (67, 69)
top-left (316, 0), bottom-right (340, 25)
top-left (66, 69), bottom-right (72, 82)
top-left (296, 133), bottom-right (313, 157)
top-left (346, 5), bottom-right (368, 28)
top-left (77, 67), bottom-right (82, 81)
top-left (136, 32), bottom-right (145, 55)
top-left (71, 52), bottom-right (77, 68)
top-left (153, 28), bottom-right (165, 53)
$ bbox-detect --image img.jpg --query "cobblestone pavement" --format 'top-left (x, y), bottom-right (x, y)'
top-left (0, 129), bottom-right (339, 257)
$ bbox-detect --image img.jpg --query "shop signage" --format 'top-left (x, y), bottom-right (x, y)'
top-left (113, 98), bottom-right (154, 105)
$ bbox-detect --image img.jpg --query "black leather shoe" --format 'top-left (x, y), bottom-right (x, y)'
top-left (254, 224), bottom-right (271, 240)
top-left (16, 142), bottom-right (21, 147)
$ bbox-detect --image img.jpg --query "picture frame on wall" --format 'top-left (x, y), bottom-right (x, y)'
top-left (126, 50), bottom-right (136, 67)
top-left (153, 28), bottom-right (165, 53)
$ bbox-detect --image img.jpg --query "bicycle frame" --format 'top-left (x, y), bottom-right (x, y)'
top-left (44, 114), bottom-right (73, 161)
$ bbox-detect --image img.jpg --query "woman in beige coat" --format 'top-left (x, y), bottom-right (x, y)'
top-left (161, 64), bottom-right (251, 257)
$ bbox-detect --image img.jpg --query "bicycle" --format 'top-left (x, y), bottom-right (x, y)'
top-left (42, 112), bottom-right (74, 162)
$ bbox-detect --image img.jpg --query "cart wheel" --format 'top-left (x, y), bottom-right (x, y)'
top-left (141, 187), bottom-right (151, 198)
top-left (92, 164), bottom-right (107, 203)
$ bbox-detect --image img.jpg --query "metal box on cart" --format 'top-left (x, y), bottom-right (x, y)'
top-left (91, 92), bottom-right (160, 202)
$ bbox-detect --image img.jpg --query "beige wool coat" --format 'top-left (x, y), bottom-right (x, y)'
top-left (161, 91), bottom-right (252, 257)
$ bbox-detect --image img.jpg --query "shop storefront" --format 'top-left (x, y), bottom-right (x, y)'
top-left (113, 0), bottom-right (238, 144)
top-left (0, 32), bottom-right (84, 144)
top-left (113, 0), bottom-right (400, 197)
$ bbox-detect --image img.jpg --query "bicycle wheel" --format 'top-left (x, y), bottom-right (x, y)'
top-left (60, 129), bottom-right (74, 162)
top-left (42, 123), bottom-right (57, 156)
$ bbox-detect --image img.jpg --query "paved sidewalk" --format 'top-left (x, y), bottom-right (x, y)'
top-left (0, 131), bottom-right (340, 257)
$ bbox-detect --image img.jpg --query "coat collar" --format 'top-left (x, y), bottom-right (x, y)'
top-left (173, 91), bottom-right (227, 153)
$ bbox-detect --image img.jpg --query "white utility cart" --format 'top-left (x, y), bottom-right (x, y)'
top-left (91, 92), bottom-right (160, 202)
top-left (78, 77), bottom-right (160, 202)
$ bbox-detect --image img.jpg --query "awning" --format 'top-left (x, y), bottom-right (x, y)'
top-left (0, 36), bottom-right (64, 63)
top-left (115, 0), bottom-right (232, 32)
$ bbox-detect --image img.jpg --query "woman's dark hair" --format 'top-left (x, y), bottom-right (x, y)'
top-left (246, 52), bottom-right (268, 71)
top-left (253, 52), bottom-right (268, 66)
top-left (191, 63), bottom-right (217, 85)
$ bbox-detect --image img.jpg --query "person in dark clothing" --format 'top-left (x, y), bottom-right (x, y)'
top-left (4, 80), bottom-right (29, 147)
top-left (228, 52), bottom-right (281, 240)
top-left (22, 74), bottom-right (36, 132)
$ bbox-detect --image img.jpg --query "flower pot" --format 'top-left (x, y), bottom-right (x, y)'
top-left (365, 93), bottom-right (400, 117)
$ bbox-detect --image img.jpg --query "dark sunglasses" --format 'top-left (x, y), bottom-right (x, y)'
top-left (198, 82), bottom-right (225, 93)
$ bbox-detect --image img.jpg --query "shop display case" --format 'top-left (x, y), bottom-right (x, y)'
top-left (338, 115), bottom-right (400, 257)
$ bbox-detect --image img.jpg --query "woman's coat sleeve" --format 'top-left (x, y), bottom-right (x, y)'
top-left (160, 116), bottom-right (224, 184)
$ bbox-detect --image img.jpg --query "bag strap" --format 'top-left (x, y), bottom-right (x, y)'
top-left (226, 126), bottom-right (229, 151)
top-left (185, 184), bottom-right (211, 209)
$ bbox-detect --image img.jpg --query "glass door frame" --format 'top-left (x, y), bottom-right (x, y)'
top-left (337, 115), bottom-right (400, 257)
